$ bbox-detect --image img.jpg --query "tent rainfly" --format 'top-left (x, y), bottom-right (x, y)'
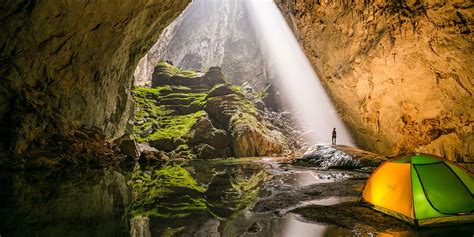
top-left (361, 153), bottom-right (474, 227)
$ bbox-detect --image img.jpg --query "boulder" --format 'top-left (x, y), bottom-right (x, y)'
top-left (149, 138), bottom-right (185, 152)
top-left (138, 143), bottom-right (169, 163)
top-left (230, 114), bottom-right (286, 157)
top-left (194, 143), bottom-right (217, 159)
top-left (202, 67), bottom-right (227, 85)
top-left (118, 140), bottom-right (141, 160)
top-left (205, 84), bottom-right (237, 99)
top-left (296, 144), bottom-right (387, 169)
top-left (151, 62), bottom-right (226, 87)
top-left (187, 114), bottom-right (230, 149)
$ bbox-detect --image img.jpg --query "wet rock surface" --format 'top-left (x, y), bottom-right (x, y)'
top-left (295, 144), bottom-right (387, 170)
top-left (275, 0), bottom-right (474, 161)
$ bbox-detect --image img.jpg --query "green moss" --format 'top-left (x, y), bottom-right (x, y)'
top-left (132, 85), bottom-right (208, 143)
top-left (133, 85), bottom-right (171, 97)
top-left (230, 170), bottom-right (268, 211)
top-left (155, 61), bottom-right (198, 79)
top-left (130, 164), bottom-right (208, 218)
top-left (170, 144), bottom-right (196, 159)
top-left (231, 85), bottom-right (241, 92)
top-left (255, 84), bottom-right (271, 100)
top-left (144, 110), bottom-right (206, 142)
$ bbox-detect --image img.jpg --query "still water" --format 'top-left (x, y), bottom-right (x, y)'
top-left (0, 158), bottom-right (472, 236)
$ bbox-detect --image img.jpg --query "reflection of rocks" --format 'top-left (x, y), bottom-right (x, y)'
top-left (205, 168), bottom-right (267, 217)
top-left (253, 178), bottom-right (364, 214)
top-left (0, 169), bottom-right (131, 236)
top-left (129, 162), bottom-right (268, 235)
top-left (294, 203), bottom-right (411, 233)
top-left (295, 145), bottom-right (387, 169)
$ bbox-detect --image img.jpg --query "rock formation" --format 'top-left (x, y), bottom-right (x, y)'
top-left (132, 62), bottom-right (287, 158)
top-left (296, 144), bottom-right (387, 170)
top-left (275, 0), bottom-right (473, 161)
top-left (133, 0), bottom-right (271, 90)
top-left (0, 1), bottom-right (190, 159)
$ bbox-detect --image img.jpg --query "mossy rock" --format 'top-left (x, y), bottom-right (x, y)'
top-left (132, 75), bottom-right (287, 159)
top-left (130, 163), bottom-right (206, 218)
top-left (151, 61), bottom-right (226, 87)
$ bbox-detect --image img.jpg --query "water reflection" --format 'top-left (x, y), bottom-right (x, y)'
top-left (0, 168), bottom-right (131, 237)
top-left (1, 158), bottom-right (473, 237)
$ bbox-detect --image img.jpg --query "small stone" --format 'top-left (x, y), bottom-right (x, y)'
top-left (247, 222), bottom-right (263, 234)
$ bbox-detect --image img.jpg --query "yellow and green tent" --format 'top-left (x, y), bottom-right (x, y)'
top-left (361, 153), bottom-right (474, 227)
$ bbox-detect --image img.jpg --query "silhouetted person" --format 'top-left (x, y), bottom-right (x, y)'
top-left (332, 128), bottom-right (337, 145)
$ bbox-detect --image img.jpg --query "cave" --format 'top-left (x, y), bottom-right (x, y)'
top-left (0, 0), bottom-right (472, 236)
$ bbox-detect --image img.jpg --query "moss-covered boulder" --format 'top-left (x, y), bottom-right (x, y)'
top-left (204, 84), bottom-right (287, 157)
top-left (132, 85), bottom-right (230, 159)
top-left (132, 65), bottom-right (288, 159)
top-left (151, 61), bottom-right (226, 87)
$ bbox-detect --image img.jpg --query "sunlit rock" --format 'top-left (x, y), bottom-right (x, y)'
top-left (275, 0), bottom-right (473, 161)
top-left (296, 144), bottom-right (387, 169)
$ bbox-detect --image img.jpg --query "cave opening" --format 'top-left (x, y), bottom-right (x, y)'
top-left (129, 0), bottom-right (354, 163)
top-left (0, 0), bottom-right (473, 236)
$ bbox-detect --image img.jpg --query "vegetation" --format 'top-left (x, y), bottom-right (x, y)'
top-left (130, 163), bottom-right (208, 218)
top-left (154, 61), bottom-right (199, 80)
top-left (130, 163), bottom-right (268, 220)
top-left (228, 169), bottom-right (268, 211)
top-left (145, 110), bottom-right (206, 142)
top-left (132, 86), bottom-right (207, 143)
top-left (255, 84), bottom-right (271, 100)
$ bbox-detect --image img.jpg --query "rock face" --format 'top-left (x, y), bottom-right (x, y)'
top-left (133, 0), bottom-right (271, 90)
top-left (132, 62), bottom-right (287, 158)
top-left (275, 0), bottom-right (473, 161)
top-left (296, 144), bottom-right (387, 169)
top-left (0, 1), bottom-right (190, 157)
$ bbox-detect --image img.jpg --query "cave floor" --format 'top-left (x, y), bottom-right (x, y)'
top-left (0, 157), bottom-right (473, 236)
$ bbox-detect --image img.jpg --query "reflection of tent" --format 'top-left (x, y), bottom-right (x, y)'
top-left (361, 153), bottom-right (474, 227)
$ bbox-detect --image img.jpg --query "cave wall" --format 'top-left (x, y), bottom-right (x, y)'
top-left (134, 0), bottom-right (270, 90)
top-left (0, 1), bottom-right (190, 155)
top-left (275, 0), bottom-right (473, 161)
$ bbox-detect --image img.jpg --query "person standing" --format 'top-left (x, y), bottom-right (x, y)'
top-left (332, 128), bottom-right (337, 145)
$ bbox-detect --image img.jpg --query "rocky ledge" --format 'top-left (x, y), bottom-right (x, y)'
top-left (129, 61), bottom-right (288, 160)
top-left (295, 144), bottom-right (387, 170)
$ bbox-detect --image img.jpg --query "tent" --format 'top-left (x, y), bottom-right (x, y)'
top-left (361, 153), bottom-right (474, 227)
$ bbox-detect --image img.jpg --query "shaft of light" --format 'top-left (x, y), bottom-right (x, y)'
top-left (244, 0), bottom-right (354, 146)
